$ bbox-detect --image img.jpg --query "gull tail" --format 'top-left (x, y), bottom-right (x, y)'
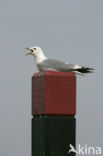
top-left (71, 67), bottom-right (94, 75)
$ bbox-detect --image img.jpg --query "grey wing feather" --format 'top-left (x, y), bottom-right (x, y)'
top-left (37, 59), bottom-right (75, 72)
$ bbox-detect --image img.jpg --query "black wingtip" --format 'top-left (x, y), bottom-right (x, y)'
top-left (73, 67), bottom-right (95, 74)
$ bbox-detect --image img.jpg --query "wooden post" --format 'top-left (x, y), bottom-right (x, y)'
top-left (32, 71), bottom-right (76, 156)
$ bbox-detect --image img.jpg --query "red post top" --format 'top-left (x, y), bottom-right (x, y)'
top-left (32, 71), bottom-right (76, 116)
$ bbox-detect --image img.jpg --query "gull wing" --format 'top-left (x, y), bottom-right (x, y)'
top-left (37, 59), bottom-right (76, 72)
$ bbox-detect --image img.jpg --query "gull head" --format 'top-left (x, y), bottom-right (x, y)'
top-left (25, 46), bottom-right (43, 57)
top-left (25, 46), bottom-right (47, 63)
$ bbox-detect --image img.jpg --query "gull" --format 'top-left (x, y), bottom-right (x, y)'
top-left (25, 46), bottom-right (94, 75)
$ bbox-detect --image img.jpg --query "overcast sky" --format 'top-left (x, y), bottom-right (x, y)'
top-left (0, 0), bottom-right (103, 156)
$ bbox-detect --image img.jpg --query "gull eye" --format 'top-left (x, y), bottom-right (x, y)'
top-left (34, 48), bottom-right (36, 50)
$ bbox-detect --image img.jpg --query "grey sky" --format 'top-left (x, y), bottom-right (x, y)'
top-left (0, 0), bottom-right (103, 156)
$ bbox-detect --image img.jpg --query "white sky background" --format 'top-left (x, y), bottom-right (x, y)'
top-left (0, 0), bottom-right (103, 156)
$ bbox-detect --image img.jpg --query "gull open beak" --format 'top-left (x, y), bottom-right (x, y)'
top-left (25, 48), bottom-right (31, 56)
